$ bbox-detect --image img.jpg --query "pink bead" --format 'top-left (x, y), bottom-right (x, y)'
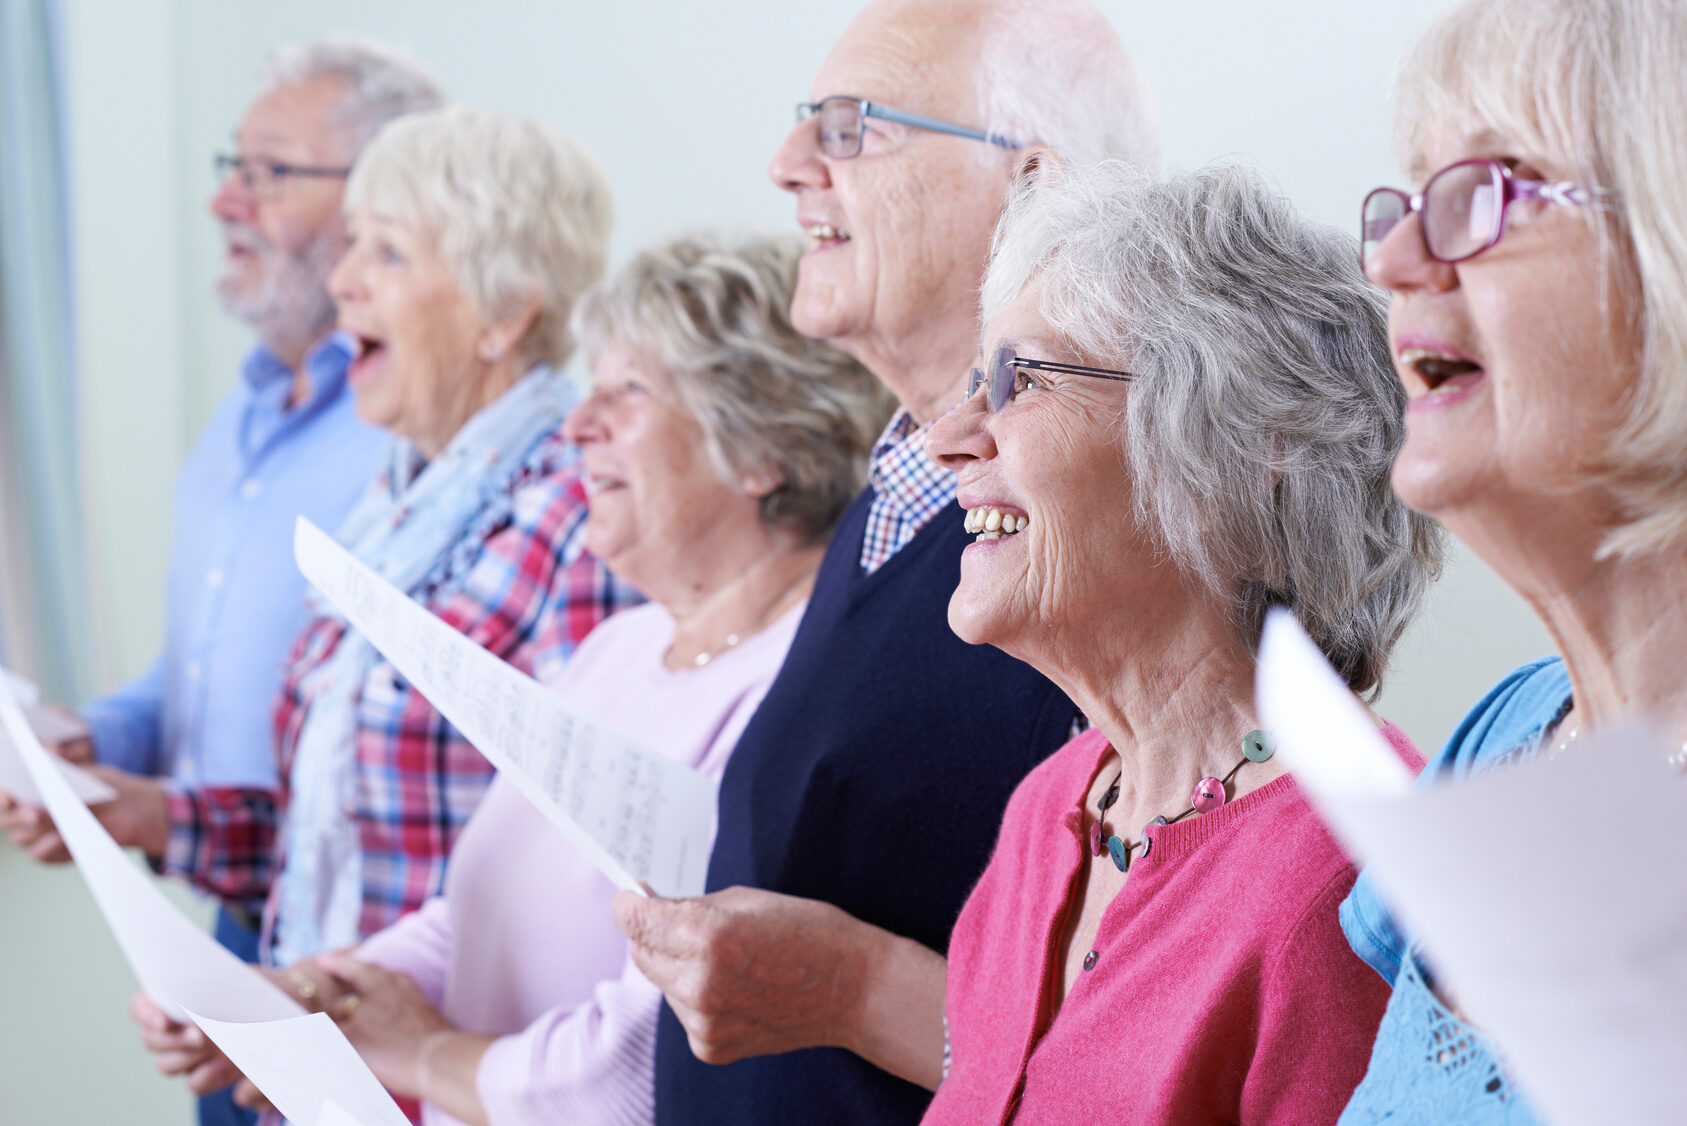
top-left (1191, 776), bottom-right (1226, 813)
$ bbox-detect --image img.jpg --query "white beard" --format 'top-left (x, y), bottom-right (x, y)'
top-left (215, 222), bottom-right (339, 345)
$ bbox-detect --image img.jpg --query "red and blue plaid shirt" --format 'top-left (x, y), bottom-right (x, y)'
top-left (160, 432), bottom-right (638, 954)
top-left (858, 408), bottom-right (956, 574)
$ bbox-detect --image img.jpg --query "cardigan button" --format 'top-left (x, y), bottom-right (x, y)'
top-left (1082, 950), bottom-right (1098, 971)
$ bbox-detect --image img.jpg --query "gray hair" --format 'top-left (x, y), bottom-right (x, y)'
top-left (984, 161), bottom-right (1444, 696)
top-left (572, 233), bottom-right (895, 543)
top-left (976, 0), bottom-right (1159, 169)
top-left (1395, 0), bottom-right (1687, 557)
top-left (346, 107), bottom-right (613, 369)
top-left (262, 35), bottom-right (443, 153)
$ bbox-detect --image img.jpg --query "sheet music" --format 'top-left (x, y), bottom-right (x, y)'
top-left (0, 676), bottom-right (407, 1124)
top-left (0, 666), bottom-right (116, 806)
top-left (293, 515), bottom-right (718, 898)
top-left (1256, 609), bottom-right (1687, 1126)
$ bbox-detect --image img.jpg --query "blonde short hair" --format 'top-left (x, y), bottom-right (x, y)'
top-left (572, 233), bottom-right (894, 543)
top-left (1397, 0), bottom-right (1687, 557)
top-left (344, 106), bottom-right (613, 369)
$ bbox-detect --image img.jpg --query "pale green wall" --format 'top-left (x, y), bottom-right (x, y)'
top-left (4, 1), bottom-right (1549, 1123)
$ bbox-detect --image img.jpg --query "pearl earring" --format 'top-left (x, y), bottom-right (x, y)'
top-left (480, 340), bottom-right (506, 362)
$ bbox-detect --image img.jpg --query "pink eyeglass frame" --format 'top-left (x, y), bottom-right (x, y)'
top-left (1361, 157), bottom-right (1618, 267)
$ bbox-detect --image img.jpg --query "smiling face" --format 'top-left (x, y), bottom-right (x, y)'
top-left (209, 76), bottom-right (354, 346)
top-left (926, 278), bottom-right (1147, 665)
top-left (1367, 123), bottom-right (1641, 539)
top-left (561, 345), bottom-right (767, 595)
top-left (328, 208), bottom-right (496, 456)
top-left (767, 0), bottom-right (1016, 415)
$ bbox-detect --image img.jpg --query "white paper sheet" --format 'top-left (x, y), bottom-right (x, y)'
top-left (187, 1012), bottom-right (408, 1126)
top-left (0, 666), bottom-right (115, 804)
top-left (0, 676), bottom-right (407, 1125)
top-left (293, 515), bottom-right (719, 898)
top-left (316, 1100), bottom-right (373, 1126)
top-left (1256, 608), bottom-right (1687, 1126)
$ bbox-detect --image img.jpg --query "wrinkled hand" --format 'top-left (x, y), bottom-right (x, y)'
top-left (129, 991), bottom-right (242, 1096)
top-left (316, 954), bottom-right (453, 1099)
top-left (613, 886), bottom-right (880, 1065)
top-left (0, 766), bottom-right (170, 863)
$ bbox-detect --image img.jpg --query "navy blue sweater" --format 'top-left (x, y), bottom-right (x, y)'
top-left (655, 486), bottom-right (1078, 1124)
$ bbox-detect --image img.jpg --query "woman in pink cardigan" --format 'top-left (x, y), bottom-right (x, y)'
top-left (912, 162), bottom-right (1440, 1124)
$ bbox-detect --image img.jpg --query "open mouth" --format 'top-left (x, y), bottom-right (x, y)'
top-left (963, 505), bottom-right (1029, 542)
top-left (348, 334), bottom-right (389, 383)
top-left (804, 222), bottom-right (851, 251)
top-left (1399, 345), bottom-right (1485, 401)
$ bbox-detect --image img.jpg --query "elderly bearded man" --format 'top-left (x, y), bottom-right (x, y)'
top-left (616, 2), bottom-right (1157, 1122)
top-left (0, 36), bottom-right (439, 1126)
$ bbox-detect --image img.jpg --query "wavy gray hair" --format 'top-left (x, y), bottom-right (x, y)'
top-left (346, 107), bottom-right (613, 370)
top-left (984, 161), bottom-right (1444, 696)
top-left (572, 233), bottom-right (895, 544)
top-left (262, 36), bottom-right (443, 153)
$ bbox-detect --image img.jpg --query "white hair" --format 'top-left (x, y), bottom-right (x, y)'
top-left (345, 107), bottom-right (614, 369)
top-left (976, 0), bottom-right (1159, 169)
top-left (985, 161), bottom-right (1444, 696)
top-left (1394, 0), bottom-right (1687, 557)
top-left (263, 35), bottom-right (444, 153)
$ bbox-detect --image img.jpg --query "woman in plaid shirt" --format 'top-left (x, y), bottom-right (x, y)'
top-left (93, 109), bottom-right (638, 1110)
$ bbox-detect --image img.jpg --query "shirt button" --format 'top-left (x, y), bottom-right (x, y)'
top-left (206, 569), bottom-right (225, 589)
top-left (1082, 950), bottom-right (1099, 971)
top-left (185, 661), bottom-right (203, 682)
top-left (240, 479), bottom-right (261, 500)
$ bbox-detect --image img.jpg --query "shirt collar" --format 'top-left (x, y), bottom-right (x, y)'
top-left (240, 333), bottom-right (354, 408)
top-left (867, 407), bottom-right (952, 515)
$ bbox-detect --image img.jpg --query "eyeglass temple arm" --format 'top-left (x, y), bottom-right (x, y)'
top-left (1011, 357), bottom-right (1135, 382)
top-left (861, 102), bottom-right (1019, 149)
top-left (1514, 179), bottom-right (1619, 209)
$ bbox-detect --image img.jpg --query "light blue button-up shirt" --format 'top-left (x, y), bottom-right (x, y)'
top-left (82, 335), bottom-right (388, 788)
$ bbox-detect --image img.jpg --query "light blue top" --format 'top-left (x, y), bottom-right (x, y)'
top-left (82, 335), bottom-right (388, 788)
top-left (1339, 656), bottom-right (1573, 1126)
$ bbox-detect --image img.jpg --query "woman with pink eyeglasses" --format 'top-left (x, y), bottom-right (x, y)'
top-left (1341, 1), bottom-right (1687, 1122)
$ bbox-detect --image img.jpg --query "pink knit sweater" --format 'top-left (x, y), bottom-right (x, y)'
top-left (924, 726), bottom-right (1419, 1126)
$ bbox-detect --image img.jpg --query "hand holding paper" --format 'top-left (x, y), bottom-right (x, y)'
top-left (0, 665), bottom-right (114, 805)
top-left (0, 674), bottom-right (411, 1125)
top-left (1256, 608), bottom-right (1687, 1126)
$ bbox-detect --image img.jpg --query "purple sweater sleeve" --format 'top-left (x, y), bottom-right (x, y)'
top-left (357, 895), bottom-right (453, 1008)
top-left (474, 953), bottom-right (660, 1126)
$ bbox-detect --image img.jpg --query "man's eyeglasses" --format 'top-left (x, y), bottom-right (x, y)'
top-left (214, 153), bottom-right (352, 198)
top-left (1360, 157), bottom-right (1618, 269)
top-left (967, 346), bottom-right (1135, 413)
top-left (795, 95), bottom-right (1019, 160)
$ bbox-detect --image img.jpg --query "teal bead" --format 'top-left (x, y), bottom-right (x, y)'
top-left (1243, 729), bottom-right (1275, 763)
top-left (1107, 834), bottom-right (1130, 872)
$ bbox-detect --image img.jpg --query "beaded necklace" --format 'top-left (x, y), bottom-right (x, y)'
top-left (1090, 729), bottom-right (1275, 873)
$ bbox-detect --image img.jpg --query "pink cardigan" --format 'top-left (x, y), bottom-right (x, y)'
top-left (358, 601), bottom-right (802, 1126)
top-left (924, 726), bottom-right (1418, 1126)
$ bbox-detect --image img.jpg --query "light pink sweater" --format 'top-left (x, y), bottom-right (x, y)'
top-left (358, 601), bottom-right (802, 1126)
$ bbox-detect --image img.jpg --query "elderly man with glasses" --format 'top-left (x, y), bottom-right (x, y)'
top-left (614, 1), bottom-right (1157, 1122)
top-left (0, 35), bottom-right (438, 1126)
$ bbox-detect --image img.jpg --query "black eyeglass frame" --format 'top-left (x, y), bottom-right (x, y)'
top-left (967, 347), bottom-right (1136, 413)
top-left (214, 152), bottom-right (354, 194)
top-left (795, 95), bottom-right (1019, 160)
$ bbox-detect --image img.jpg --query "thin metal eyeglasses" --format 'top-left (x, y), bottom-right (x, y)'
top-left (795, 95), bottom-right (1019, 160)
top-left (214, 152), bottom-right (353, 197)
top-left (967, 346), bottom-right (1135, 413)
top-left (1360, 157), bottom-right (1618, 269)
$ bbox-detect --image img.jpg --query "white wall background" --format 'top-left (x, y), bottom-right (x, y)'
top-left (3, 1), bottom-right (1551, 1122)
